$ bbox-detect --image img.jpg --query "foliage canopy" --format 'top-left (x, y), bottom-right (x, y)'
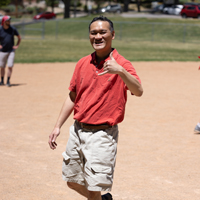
top-left (0, 0), bottom-right (10, 8)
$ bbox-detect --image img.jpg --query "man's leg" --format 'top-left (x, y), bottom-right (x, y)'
top-left (6, 52), bottom-right (15, 87)
top-left (0, 52), bottom-right (8, 85)
top-left (63, 123), bottom-right (115, 200)
top-left (0, 67), bottom-right (5, 85)
top-left (67, 182), bottom-right (101, 200)
top-left (6, 67), bottom-right (12, 86)
top-left (88, 191), bottom-right (101, 200)
top-left (62, 124), bottom-right (89, 198)
top-left (67, 182), bottom-right (88, 198)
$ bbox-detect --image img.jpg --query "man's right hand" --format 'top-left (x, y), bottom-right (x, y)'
top-left (48, 127), bottom-right (60, 150)
top-left (0, 45), bottom-right (2, 49)
top-left (13, 45), bottom-right (19, 50)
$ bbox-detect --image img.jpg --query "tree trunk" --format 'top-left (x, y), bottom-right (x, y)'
top-left (15, 0), bottom-right (18, 18)
top-left (136, 0), bottom-right (141, 12)
top-left (174, 0), bottom-right (179, 4)
top-left (63, 0), bottom-right (71, 18)
top-left (124, 0), bottom-right (129, 12)
top-left (51, 0), bottom-right (55, 13)
top-left (97, 2), bottom-right (100, 13)
top-left (73, 0), bottom-right (77, 18)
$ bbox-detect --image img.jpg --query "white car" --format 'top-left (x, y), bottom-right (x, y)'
top-left (163, 5), bottom-right (183, 15)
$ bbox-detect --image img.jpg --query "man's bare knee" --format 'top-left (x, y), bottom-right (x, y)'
top-left (67, 182), bottom-right (77, 189)
top-left (67, 182), bottom-right (89, 198)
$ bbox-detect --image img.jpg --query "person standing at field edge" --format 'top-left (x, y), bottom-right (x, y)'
top-left (194, 120), bottom-right (200, 134)
top-left (48, 16), bottom-right (143, 200)
top-left (0, 16), bottom-right (21, 87)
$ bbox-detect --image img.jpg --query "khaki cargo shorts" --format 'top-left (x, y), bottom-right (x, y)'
top-left (62, 120), bottom-right (119, 191)
top-left (0, 51), bottom-right (15, 68)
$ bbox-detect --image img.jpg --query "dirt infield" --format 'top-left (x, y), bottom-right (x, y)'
top-left (0, 62), bottom-right (200, 200)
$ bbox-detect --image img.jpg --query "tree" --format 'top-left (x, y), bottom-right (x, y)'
top-left (92, 0), bottom-right (104, 12)
top-left (135, 0), bottom-right (141, 12)
top-left (45, 0), bottom-right (56, 12)
top-left (8, 0), bottom-right (23, 18)
top-left (46, 0), bottom-right (71, 18)
top-left (116, 0), bottom-right (130, 12)
top-left (62, 0), bottom-right (71, 18)
top-left (0, 0), bottom-right (10, 8)
top-left (124, 0), bottom-right (130, 12)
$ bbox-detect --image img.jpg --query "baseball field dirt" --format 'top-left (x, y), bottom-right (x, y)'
top-left (0, 62), bottom-right (200, 200)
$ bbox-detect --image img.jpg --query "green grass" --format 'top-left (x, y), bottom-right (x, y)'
top-left (15, 37), bottom-right (200, 62)
top-left (14, 15), bottom-right (200, 63)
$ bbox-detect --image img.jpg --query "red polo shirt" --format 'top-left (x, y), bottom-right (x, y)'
top-left (69, 49), bottom-right (141, 126)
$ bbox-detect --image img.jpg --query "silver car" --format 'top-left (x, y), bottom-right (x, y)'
top-left (100, 4), bottom-right (122, 14)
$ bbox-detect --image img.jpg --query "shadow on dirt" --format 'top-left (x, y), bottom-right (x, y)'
top-left (9, 83), bottom-right (27, 87)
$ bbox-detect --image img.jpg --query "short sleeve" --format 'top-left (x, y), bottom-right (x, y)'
top-left (121, 61), bottom-right (141, 94)
top-left (123, 60), bottom-right (141, 81)
top-left (68, 64), bottom-right (78, 92)
top-left (13, 27), bottom-right (19, 36)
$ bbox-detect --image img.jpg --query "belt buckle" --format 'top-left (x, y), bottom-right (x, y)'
top-left (79, 122), bottom-right (84, 129)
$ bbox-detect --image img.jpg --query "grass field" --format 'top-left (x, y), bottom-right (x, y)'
top-left (14, 15), bottom-right (200, 62)
top-left (15, 38), bottom-right (200, 62)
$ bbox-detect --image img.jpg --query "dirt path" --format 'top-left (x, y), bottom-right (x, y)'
top-left (0, 62), bottom-right (200, 200)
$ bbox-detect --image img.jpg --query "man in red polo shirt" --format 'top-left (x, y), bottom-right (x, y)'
top-left (48, 16), bottom-right (143, 200)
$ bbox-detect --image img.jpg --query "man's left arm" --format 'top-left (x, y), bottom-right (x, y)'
top-left (98, 52), bottom-right (143, 97)
top-left (118, 66), bottom-right (143, 97)
top-left (13, 35), bottom-right (21, 50)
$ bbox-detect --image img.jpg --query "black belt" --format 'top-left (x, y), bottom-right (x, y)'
top-left (76, 120), bottom-right (112, 130)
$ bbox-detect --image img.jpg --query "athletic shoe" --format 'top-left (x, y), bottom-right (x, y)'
top-left (194, 124), bottom-right (200, 134)
top-left (102, 193), bottom-right (113, 200)
top-left (0, 82), bottom-right (4, 86)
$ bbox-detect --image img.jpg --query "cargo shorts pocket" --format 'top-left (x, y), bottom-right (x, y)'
top-left (62, 152), bottom-right (70, 165)
top-left (62, 152), bottom-right (81, 178)
top-left (91, 165), bottom-right (113, 174)
top-left (85, 162), bottom-right (113, 188)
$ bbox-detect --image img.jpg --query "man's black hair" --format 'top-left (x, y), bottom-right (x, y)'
top-left (89, 16), bottom-right (114, 32)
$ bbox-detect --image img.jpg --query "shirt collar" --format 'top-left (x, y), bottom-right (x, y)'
top-left (90, 48), bottom-right (118, 68)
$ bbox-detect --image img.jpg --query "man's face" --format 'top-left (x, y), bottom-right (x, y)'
top-left (89, 20), bottom-right (115, 52)
top-left (5, 20), bottom-right (10, 27)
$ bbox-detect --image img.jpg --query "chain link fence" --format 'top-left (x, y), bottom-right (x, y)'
top-left (13, 19), bottom-right (200, 43)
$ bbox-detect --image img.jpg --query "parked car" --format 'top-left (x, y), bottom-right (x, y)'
top-left (100, 4), bottom-right (122, 13)
top-left (150, 4), bottom-right (164, 13)
top-left (163, 5), bottom-right (183, 15)
top-left (33, 12), bottom-right (56, 20)
top-left (163, 6), bottom-right (171, 14)
top-left (180, 3), bottom-right (200, 18)
top-left (0, 14), bottom-right (4, 24)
